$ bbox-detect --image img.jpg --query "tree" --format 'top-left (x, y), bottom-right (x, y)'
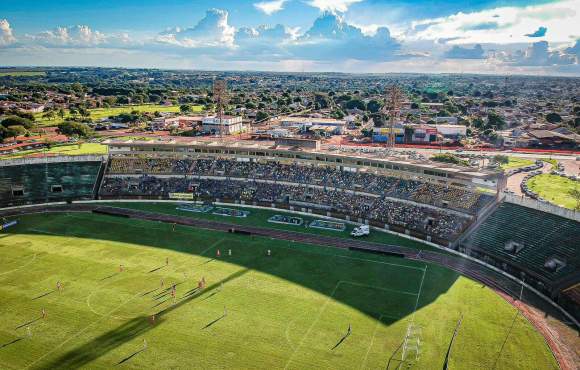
top-left (331, 109), bottom-right (345, 119)
top-left (545, 112), bottom-right (562, 124)
top-left (492, 155), bottom-right (509, 165)
top-left (1, 115), bottom-right (35, 130)
top-left (487, 111), bottom-right (506, 130)
top-left (57, 121), bottom-right (93, 138)
top-left (78, 107), bottom-right (91, 119)
top-left (432, 153), bottom-right (469, 166)
top-left (255, 111), bottom-right (269, 122)
top-left (6, 125), bottom-right (27, 140)
top-left (345, 99), bottom-right (365, 111)
top-left (367, 100), bottom-right (382, 113)
top-left (472, 117), bottom-right (484, 129)
top-left (569, 188), bottom-right (580, 210)
top-left (314, 93), bottom-right (329, 109)
top-left (42, 110), bottom-right (56, 121)
top-left (180, 104), bottom-right (192, 114)
top-left (0, 124), bottom-right (7, 143)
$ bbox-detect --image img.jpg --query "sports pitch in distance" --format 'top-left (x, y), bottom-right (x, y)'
top-left (0, 211), bottom-right (557, 369)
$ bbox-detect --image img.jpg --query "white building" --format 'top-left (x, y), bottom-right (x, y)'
top-left (278, 116), bottom-right (346, 134)
top-left (202, 115), bottom-right (244, 135)
top-left (435, 124), bottom-right (467, 138)
top-left (435, 116), bottom-right (458, 125)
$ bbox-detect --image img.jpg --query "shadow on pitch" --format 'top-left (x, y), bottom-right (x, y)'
top-left (0, 338), bottom-right (23, 349)
top-left (32, 289), bottom-right (56, 300)
top-left (116, 347), bottom-right (146, 365)
top-left (37, 268), bottom-right (249, 369)
top-left (100, 272), bottom-right (119, 281)
top-left (148, 265), bottom-right (166, 273)
top-left (15, 317), bottom-right (42, 330)
top-left (330, 331), bottom-right (350, 350)
top-left (202, 314), bottom-right (225, 330)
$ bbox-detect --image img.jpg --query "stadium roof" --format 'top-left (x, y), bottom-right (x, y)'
top-left (103, 139), bottom-right (501, 182)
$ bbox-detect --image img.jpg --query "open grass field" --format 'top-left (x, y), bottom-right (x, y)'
top-left (34, 104), bottom-right (203, 127)
top-left (501, 157), bottom-right (535, 171)
top-left (0, 143), bottom-right (107, 160)
top-left (0, 210), bottom-right (557, 369)
top-left (527, 174), bottom-right (579, 209)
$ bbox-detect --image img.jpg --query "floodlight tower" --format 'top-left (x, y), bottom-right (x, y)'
top-left (382, 85), bottom-right (403, 148)
top-left (213, 79), bottom-right (228, 137)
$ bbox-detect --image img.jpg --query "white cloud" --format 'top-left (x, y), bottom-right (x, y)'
top-left (30, 25), bottom-right (106, 46)
top-left (24, 25), bottom-right (134, 48)
top-left (406, 0), bottom-right (580, 45)
top-left (444, 44), bottom-right (485, 59)
top-left (254, 0), bottom-right (287, 15)
top-left (0, 19), bottom-right (16, 46)
top-left (155, 8), bottom-right (235, 48)
top-left (306, 0), bottom-right (363, 14)
top-left (498, 41), bottom-right (578, 66)
top-left (293, 12), bottom-right (401, 60)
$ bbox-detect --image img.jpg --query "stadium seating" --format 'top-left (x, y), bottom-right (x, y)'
top-left (0, 161), bottom-right (102, 206)
top-left (463, 202), bottom-right (580, 285)
top-left (100, 175), bottom-right (471, 240)
top-left (107, 157), bottom-right (494, 214)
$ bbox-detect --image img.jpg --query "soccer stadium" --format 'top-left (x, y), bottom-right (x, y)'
top-left (0, 140), bottom-right (578, 369)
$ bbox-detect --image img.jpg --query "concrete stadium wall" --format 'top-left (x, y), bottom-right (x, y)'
top-left (0, 155), bottom-right (106, 167)
top-left (503, 193), bottom-right (580, 222)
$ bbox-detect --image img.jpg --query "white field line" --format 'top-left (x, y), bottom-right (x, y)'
top-left (284, 279), bottom-right (421, 369)
top-left (411, 266), bottom-right (427, 323)
top-left (68, 211), bottom-right (424, 272)
top-left (284, 318), bottom-right (298, 351)
top-left (360, 313), bottom-right (411, 370)
top-left (283, 282), bottom-right (341, 370)
top-left (199, 238), bottom-right (225, 257)
top-left (23, 289), bottom-right (145, 369)
top-left (275, 243), bottom-right (424, 271)
top-left (360, 314), bottom-right (384, 370)
top-left (0, 253), bottom-right (37, 277)
top-left (339, 281), bottom-right (419, 296)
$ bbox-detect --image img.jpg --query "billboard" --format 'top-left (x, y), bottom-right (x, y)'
top-left (0, 220), bottom-right (18, 231)
top-left (169, 193), bottom-right (194, 200)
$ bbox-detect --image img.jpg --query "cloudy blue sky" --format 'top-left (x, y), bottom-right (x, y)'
top-left (1, 0), bottom-right (579, 75)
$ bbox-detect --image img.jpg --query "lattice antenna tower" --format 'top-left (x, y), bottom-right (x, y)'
top-left (213, 79), bottom-right (228, 137)
top-left (382, 85), bottom-right (403, 148)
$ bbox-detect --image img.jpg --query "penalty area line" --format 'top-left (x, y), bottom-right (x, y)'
top-left (23, 289), bottom-right (145, 369)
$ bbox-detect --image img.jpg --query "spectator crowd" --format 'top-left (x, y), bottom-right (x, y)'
top-left (107, 157), bottom-right (493, 214)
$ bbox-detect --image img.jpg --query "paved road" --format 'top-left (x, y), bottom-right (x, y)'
top-left (506, 162), bottom-right (553, 196)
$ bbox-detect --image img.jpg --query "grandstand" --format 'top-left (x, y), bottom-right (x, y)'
top-left (1, 142), bottom-right (578, 320)
top-left (461, 202), bottom-right (580, 296)
top-left (0, 156), bottom-right (104, 207)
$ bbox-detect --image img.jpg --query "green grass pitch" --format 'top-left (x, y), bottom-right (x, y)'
top-left (0, 211), bottom-right (558, 369)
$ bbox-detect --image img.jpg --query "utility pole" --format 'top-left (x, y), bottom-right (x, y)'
top-left (213, 79), bottom-right (228, 138)
top-left (382, 85), bottom-right (403, 149)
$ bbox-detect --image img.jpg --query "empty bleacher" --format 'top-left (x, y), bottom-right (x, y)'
top-left (0, 161), bottom-right (102, 207)
top-left (463, 202), bottom-right (580, 288)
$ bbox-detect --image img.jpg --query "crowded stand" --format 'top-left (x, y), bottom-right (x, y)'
top-left (99, 175), bottom-right (471, 240)
top-left (107, 157), bottom-right (493, 214)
